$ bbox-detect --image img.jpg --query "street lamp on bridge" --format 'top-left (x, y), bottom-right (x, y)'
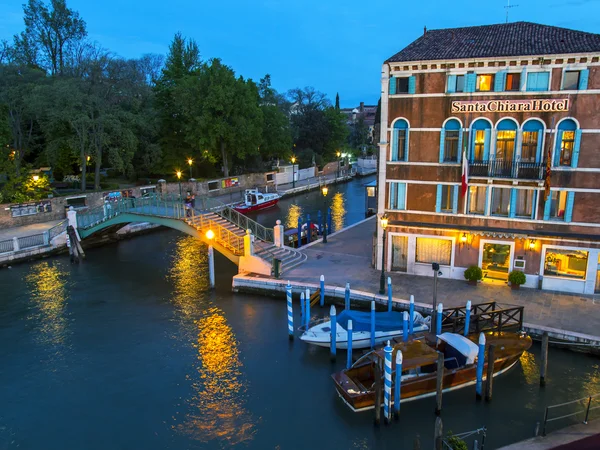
top-left (291, 156), bottom-right (296, 189)
top-left (176, 170), bottom-right (182, 199)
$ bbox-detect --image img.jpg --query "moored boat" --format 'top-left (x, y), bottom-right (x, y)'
top-left (233, 189), bottom-right (280, 213)
top-left (300, 310), bottom-right (430, 349)
top-left (332, 331), bottom-right (532, 412)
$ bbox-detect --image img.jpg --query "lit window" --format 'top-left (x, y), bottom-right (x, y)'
top-left (415, 237), bottom-right (452, 266)
top-left (444, 131), bottom-right (459, 162)
top-left (544, 248), bottom-right (588, 280)
top-left (468, 186), bottom-right (486, 215)
top-left (563, 71), bottom-right (580, 90)
top-left (476, 74), bottom-right (494, 91)
top-left (521, 132), bottom-right (539, 162)
top-left (495, 131), bottom-right (516, 161)
top-left (440, 185), bottom-right (454, 212)
top-left (505, 73), bottom-right (520, 91)
top-left (473, 130), bottom-right (485, 160)
top-left (366, 186), bottom-right (375, 197)
top-left (549, 191), bottom-right (567, 221)
top-left (491, 188), bottom-right (510, 217)
top-left (559, 131), bottom-right (575, 166)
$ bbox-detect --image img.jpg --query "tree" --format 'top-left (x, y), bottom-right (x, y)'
top-left (14, 0), bottom-right (87, 75)
top-left (335, 92), bottom-right (340, 110)
top-left (258, 75), bottom-right (292, 162)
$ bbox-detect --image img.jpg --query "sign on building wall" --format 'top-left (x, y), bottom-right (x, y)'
top-left (10, 200), bottom-right (52, 217)
top-left (451, 98), bottom-right (569, 113)
top-left (221, 177), bottom-right (239, 189)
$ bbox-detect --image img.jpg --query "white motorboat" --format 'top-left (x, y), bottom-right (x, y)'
top-left (300, 310), bottom-right (430, 349)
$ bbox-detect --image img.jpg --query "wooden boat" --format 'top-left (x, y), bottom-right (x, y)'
top-left (233, 189), bottom-right (280, 213)
top-left (332, 331), bottom-right (532, 412)
top-left (300, 310), bottom-right (430, 349)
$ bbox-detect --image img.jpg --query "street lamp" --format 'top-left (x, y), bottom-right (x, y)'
top-left (32, 174), bottom-right (40, 182)
top-left (378, 213), bottom-right (389, 294)
top-left (187, 158), bottom-right (193, 179)
top-left (291, 156), bottom-right (296, 188)
top-left (321, 185), bottom-right (329, 243)
top-left (176, 170), bottom-right (182, 199)
top-left (336, 150), bottom-right (341, 180)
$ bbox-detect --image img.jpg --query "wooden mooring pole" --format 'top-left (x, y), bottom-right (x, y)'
top-left (485, 344), bottom-right (496, 402)
top-left (374, 362), bottom-right (382, 426)
top-left (435, 352), bottom-right (444, 415)
top-left (434, 416), bottom-right (443, 450)
top-left (540, 331), bottom-right (549, 387)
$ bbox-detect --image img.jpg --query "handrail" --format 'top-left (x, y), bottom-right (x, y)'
top-left (185, 212), bottom-right (244, 256)
top-left (542, 393), bottom-right (600, 436)
top-left (48, 220), bottom-right (68, 240)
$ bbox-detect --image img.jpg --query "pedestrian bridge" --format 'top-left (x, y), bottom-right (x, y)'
top-left (73, 194), bottom-right (306, 276)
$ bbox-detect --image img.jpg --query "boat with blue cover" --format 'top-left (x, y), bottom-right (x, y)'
top-left (300, 309), bottom-right (430, 349)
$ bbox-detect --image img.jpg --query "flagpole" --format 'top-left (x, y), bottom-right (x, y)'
top-left (462, 114), bottom-right (471, 215)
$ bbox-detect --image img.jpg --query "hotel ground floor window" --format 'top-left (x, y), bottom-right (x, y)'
top-left (491, 188), bottom-right (510, 217)
top-left (391, 235), bottom-right (408, 272)
top-left (595, 254), bottom-right (600, 293)
top-left (544, 248), bottom-right (588, 280)
top-left (415, 237), bottom-right (452, 266)
top-left (482, 243), bottom-right (511, 281)
top-left (468, 186), bottom-right (486, 215)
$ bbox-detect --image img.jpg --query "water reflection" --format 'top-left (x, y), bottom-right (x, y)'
top-left (25, 261), bottom-right (70, 351)
top-left (286, 203), bottom-right (302, 229)
top-left (331, 192), bottom-right (346, 232)
top-left (519, 351), bottom-right (539, 385)
top-left (169, 236), bottom-right (255, 445)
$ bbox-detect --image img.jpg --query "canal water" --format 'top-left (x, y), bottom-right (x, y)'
top-left (1, 175), bottom-right (599, 449)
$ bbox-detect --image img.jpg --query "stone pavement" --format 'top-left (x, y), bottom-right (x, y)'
top-left (497, 420), bottom-right (600, 449)
top-left (0, 219), bottom-right (63, 241)
top-left (284, 216), bottom-right (600, 338)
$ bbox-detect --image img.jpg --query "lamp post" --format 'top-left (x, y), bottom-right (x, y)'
top-left (187, 158), bottom-right (193, 179)
top-left (176, 170), bottom-right (182, 199)
top-left (336, 150), bottom-right (341, 180)
top-left (206, 229), bottom-right (215, 288)
top-left (379, 214), bottom-right (388, 294)
top-left (322, 185), bottom-right (329, 243)
top-left (291, 156), bottom-right (296, 189)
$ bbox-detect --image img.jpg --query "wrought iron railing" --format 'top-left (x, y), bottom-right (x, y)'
top-left (542, 393), bottom-right (600, 436)
top-left (185, 214), bottom-right (244, 255)
top-left (17, 233), bottom-right (45, 249)
top-left (0, 239), bottom-right (13, 254)
top-left (48, 220), bottom-right (68, 240)
top-left (468, 159), bottom-right (545, 180)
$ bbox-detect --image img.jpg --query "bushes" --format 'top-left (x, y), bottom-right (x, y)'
top-left (508, 270), bottom-right (526, 286)
top-left (464, 265), bottom-right (483, 283)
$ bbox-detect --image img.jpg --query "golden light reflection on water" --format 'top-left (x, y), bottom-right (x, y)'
top-left (169, 236), bottom-right (255, 445)
top-left (25, 261), bottom-right (70, 350)
top-left (286, 203), bottom-right (302, 229)
top-left (519, 351), bottom-right (539, 385)
top-left (331, 192), bottom-right (346, 232)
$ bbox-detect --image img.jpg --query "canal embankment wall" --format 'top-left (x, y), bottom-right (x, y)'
top-left (497, 418), bottom-right (600, 449)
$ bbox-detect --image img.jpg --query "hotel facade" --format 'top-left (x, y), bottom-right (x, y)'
top-left (376, 22), bottom-right (600, 294)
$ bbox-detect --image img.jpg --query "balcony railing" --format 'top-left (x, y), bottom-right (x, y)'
top-left (468, 159), bottom-right (546, 180)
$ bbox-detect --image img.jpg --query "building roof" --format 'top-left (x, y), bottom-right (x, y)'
top-left (386, 22), bottom-right (600, 63)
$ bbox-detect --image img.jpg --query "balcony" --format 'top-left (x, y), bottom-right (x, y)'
top-left (468, 159), bottom-right (546, 180)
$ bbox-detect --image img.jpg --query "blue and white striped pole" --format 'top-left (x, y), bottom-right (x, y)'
top-left (320, 275), bottom-right (325, 307)
top-left (384, 340), bottom-right (393, 424)
top-left (346, 319), bottom-right (353, 369)
top-left (305, 288), bottom-right (311, 328)
top-left (306, 214), bottom-right (311, 243)
top-left (464, 300), bottom-right (472, 337)
top-left (394, 350), bottom-right (403, 419)
top-left (297, 216), bottom-right (302, 248)
top-left (436, 303), bottom-right (443, 336)
top-left (387, 277), bottom-right (393, 312)
top-left (403, 311), bottom-right (409, 342)
top-left (345, 283), bottom-right (350, 310)
top-left (409, 295), bottom-right (415, 335)
top-left (476, 332), bottom-right (486, 400)
top-left (300, 292), bottom-right (305, 325)
top-left (370, 300), bottom-right (376, 349)
top-left (330, 305), bottom-right (337, 361)
top-left (286, 282), bottom-right (294, 340)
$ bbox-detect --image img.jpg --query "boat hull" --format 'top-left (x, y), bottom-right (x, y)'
top-left (300, 325), bottom-right (429, 349)
top-left (233, 198), bottom-right (279, 213)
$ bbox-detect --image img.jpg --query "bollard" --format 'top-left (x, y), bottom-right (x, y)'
top-left (485, 344), bottom-right (496, 402)
top-left (345, 282), bottom-right (351, 310)
top-left (327, 207), bottom-right (332, 234)
top-left (476, 332), bottom-right (486, 400)
top-left (464, 300), bottom-right (472, 337)
top-left (435, 352), bottom-right (444, 415)
top-left (394, 350), bottom-right (403, 419)
top-left (306, 214), bottom-right (311, 243)
top-left (434, 416), bottom-right (443, 450)
top-left (370, 300), bottom-right (376, 349)
top-left (387, 277), bottom-right (393, 312)
top-left (540, 331), bottom-right (549, 387)
top-left (403, 311), bottom-right (409, 342)
top-left (286, 282), bottom-right (294, 340)
top-left (320, 275), bottom-right (325, 307)
top-left (409, 295), bottom-right (415, 335)
top-left (305, 288), bottom-right (310, 328)
top-left (330, 305), bottom-right (337, 361)
top-left (384, 341), bottom-right (393, 424)
top-left (436, 303), bottom-right (443, 335)
top-left (374, 362), bottom-right (382, 426)
top-left (300, 292), bottom-right (305, 324)
top-left (347, 320), bottom-right (353, 369)
top-left (297, 216), bottom-right (302, 248)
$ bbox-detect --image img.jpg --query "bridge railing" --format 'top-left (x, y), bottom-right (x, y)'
top-left (186, 214), bottom-right (245, 256)
top-left (199, 196), bottom-right (274, 243)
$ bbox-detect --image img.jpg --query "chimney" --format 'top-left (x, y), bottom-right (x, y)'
top-left (424, 26), bottom-right (427, 35)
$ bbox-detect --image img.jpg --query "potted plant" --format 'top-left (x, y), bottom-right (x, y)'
top-left (463, 265), bottom-right (483, 285)
top-left (508, 270), bottom-right (526, 290)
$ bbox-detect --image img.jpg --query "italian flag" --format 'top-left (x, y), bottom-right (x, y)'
top-left (461, 150), bottom-right (468, 197)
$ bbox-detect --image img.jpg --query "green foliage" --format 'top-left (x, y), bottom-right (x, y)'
top-left (445, 432), bottom-right (468, 450)
top-left (508, 270), bottom-right (526, 286)
top-left (464, 265), bottom-right (483, 282)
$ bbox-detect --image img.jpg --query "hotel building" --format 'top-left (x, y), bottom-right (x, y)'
top-left (376, 22), bottom-right (600, 294)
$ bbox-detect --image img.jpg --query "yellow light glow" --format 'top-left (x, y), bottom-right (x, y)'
top-left (321, 186), bottom-right (328, 196)
top-left (380, 213), bottom-right (388, 230)
top-left (32, 175), bottom-right (40, 182)
top-left (291, 156), bottom-right (296, 164)
top-left (86, 155), bottom-right (91, 162)
top-left (176, 170), bottom-right (182, 179)
top-left (529, 239), bottom-right (536, 250)
top-left (206, 229), bottom-right (215, 240)
top-left (188, 158), bottom-right (193, 166)
top-left (336, 151), bottom-right (341, 158)
top-left (461, 233), bottom-right (467, 243)
top-left (331, 192), bottom-right (346, 231)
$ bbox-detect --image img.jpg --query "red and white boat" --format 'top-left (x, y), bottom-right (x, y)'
top-left (233, 189), bottom-right (280, 213)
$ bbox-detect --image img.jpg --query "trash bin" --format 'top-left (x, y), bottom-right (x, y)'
top-left (272, 258), bottom-right (282, 279)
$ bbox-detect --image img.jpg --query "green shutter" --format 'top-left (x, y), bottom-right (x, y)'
top-left (509, 189), bottom-right (517, 218)
top-left (494, 71), bottom-right (506, 91)
top-left (571, 129), bottom-right (582, 168)
top-left (436, 185), bottom-right (442, 213)
top-left (398, 183), bottom-right (406, 210)
top-left (543, 196), bottom-right (551, 220)
top-left (520, 68), bottom-right (527, 90)
top-left (391, 129), bottom-right (399, 161)
top-left (389, 182), bottom-right (397, 209)
top-left (578, 69), bottom-right (589, 90)
top-left (465, 73), bottom-right (476, 92)
top-left (404, 129), bottom-right (410, 161)
top-left (389, 76), bottom-right (396, 95)
top-left (439, 129), bottom-right (445, 163)
top-left (553, 131), bottom-right (563, 166)
top-left (447, 75), bottom-right (456, 93)
top-left (565, 192), bottom-right (575, 222)
top-left (408, 76), bottom-right (416, 94)
top-left (452, 185), bottom-right (459, 214)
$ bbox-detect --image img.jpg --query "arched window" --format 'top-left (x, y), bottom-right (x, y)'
top-left (439, 119), bottom-right (462, 163)
top-left (391, 120), bottom-right (409, 162)
top-left (521, 120), bottom-right (545, 163)
top-left (554, 119), bottom-right (581, 168)
top-left (495, 119), bottom-right (518, 161)
top-left (470, 119), bottom-right (491, 161)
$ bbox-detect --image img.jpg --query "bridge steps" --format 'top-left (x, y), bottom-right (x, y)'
top-left (254, 242), bottom-right (307, 275)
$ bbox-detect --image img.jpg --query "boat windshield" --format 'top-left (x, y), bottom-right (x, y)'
top-left (437, 333), bottom-right (479, 365)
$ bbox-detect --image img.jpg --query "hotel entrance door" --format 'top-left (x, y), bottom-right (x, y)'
top-left (482, 243), bottom-right (511, 281)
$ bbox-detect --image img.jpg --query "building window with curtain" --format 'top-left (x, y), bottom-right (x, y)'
top-left (441, 185), bottom-right (454, 212)
top-left (473, 130), bottom-right (485, 160)
top-left (396, 77), bottom-right (410, 93)
top-left (476, 74), bottom-right (494, 91)
top-left (562, 71), bottom-right (581, 90)
top-left (491, 188), bottom-right (511, 217)
top-left (515, 190), bottom-right (535, 218)
top-left (549, 191), bottom-right (567, 220)
top-left (415, 237), bottom-right (452, 266)
top-left (505, 73), bottom-right (520, 91)
top-left (496, 131), bottom-right (516, 160)
top-left (544, 248), bottom-right (588, 280)
top-left (388, 182), bottom-right (406, 210)
top-left (521, 131), bottom-right (539, 162)
top-left (559, 131), bottom-right (575, 166)
top-left (468, 186), bottom-right (486, 214)
top-left (392, 120), bottom-right (409, 162)
top-left (444, 131), bottom-right (459, 161)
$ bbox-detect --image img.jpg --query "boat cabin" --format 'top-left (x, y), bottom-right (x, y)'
top-left (244, 189), bottom-right (264, 206)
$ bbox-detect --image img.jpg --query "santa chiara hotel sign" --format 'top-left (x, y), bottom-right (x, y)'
top-left (451, 98), bottom-right (570, 113)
